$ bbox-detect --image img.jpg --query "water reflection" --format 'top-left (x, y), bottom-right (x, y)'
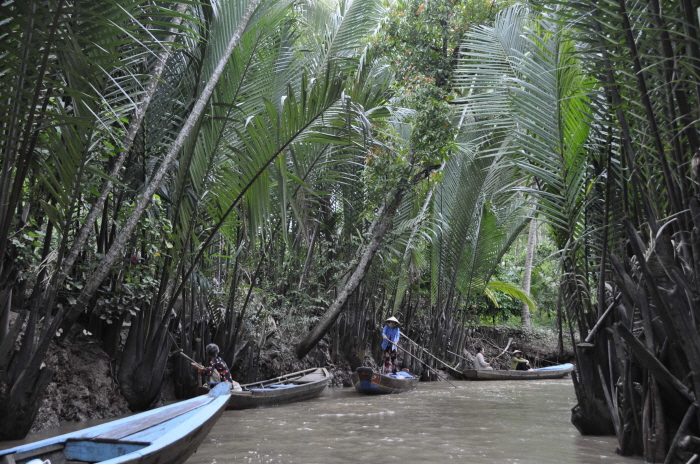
top-left (186, 379), bottom-right (642, 464)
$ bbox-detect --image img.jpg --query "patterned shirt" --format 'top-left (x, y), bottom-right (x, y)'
top-left (199, 356), bottom-right (233, 382)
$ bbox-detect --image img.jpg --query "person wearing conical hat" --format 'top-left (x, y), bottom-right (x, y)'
top-left (510, 349), bottom-right (531, 371)
top-left (381, 316), bottom-right (401, 375)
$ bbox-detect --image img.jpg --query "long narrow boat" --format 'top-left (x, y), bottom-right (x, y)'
top-left (351, 367), bottom-right (419, 394)
top-left (445, 364), bottom-right (465, 380)
top-left (224, 367), bottom-right (330, 410)
top-left (0, 383), bottom-right (230, 464)
top-left (463, 363), bottom-right (575, 380)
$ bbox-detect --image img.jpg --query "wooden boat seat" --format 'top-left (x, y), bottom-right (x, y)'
top-left (1, 439), bottom-right (149, 464)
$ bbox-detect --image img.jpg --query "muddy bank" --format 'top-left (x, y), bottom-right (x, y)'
top-left (30, 334), bottom-right (131, 434)
top-left (25, 324), bottom-right (566, 434)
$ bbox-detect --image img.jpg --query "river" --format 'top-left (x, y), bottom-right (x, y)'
top-left (0, 379), bottom-right (642, 463)
top-left (185, 379), bottom-right (641, 464)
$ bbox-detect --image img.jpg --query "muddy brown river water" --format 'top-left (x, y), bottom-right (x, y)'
top-left (185, 379), bottom-right (641, 464)
top-left (0, 378), bottom-right (643, 463)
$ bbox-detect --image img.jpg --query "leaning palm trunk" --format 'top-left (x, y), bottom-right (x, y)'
top-left (0, 0), bottom-right (260, 437)
top-left (521, 216), bottom-right (536, 328)
top-left (59, 0), bottom-right (261, 337)
top-left (296, 184), bottom-right (407, 359)
top-left (53, 3), bottom-right (189, 293)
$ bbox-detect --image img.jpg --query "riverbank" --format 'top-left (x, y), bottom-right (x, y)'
top-left (27, 323), bottom-right (569, 434)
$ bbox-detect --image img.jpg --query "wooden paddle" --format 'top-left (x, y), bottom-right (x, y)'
top-left (171, 348), bottom-right (204, 369)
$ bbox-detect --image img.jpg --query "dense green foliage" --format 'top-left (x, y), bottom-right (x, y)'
top-left (1, 0), bottom-right (699, 458)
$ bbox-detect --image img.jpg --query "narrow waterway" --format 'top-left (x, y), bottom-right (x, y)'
top-left (185, 379), bottom-right (641, 464)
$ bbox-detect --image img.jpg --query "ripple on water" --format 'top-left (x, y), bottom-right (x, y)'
top-left (184, 379), bottom-right (642, 464)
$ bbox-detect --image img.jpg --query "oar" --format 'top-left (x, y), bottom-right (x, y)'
top-left (446, 349), bottom-right (470, 363)
top-left (400, 333), bottom-right (459, 372)
top-left (388, 341), bottom-right (458, 388)
top-left (170, 348), bottom-right (204, 369)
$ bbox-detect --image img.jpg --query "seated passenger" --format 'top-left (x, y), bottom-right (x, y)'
top-left (510, 350), bottom-right (531, 371)
top-left (474, 346), bottom-right (493, 370)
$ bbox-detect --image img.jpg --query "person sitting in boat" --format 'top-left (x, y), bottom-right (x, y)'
top-left (510, 350), bottom-right (531, 371)
top-left (192, 343), bottom-right (236, 385)
top-left (475, 346), bottom-right (493, 370)
top-left (381, 316), bottom-right (401, 375)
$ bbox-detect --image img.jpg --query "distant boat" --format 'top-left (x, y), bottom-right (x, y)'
top-left (0, 382), bottom-right (230, 464)
top-left (463, 363), bottom-right (574, 380)
top-left (351, 367), bottom-right (419, 394)
top-left (203, 367), bottom-right (330, 410)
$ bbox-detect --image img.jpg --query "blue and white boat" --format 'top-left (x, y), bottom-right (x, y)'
top-left (351, 367), bottom-right (419, 394)
top-left (463, 363), bottom-right (574, 380)
top-left (0, 382), bottom-right (230, 464)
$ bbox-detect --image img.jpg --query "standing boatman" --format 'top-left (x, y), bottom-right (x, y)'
top-left (381, 316), bottom-right (401, 374)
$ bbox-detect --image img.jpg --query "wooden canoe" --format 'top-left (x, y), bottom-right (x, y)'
top-left (445, 365), bottom-right (465, 380)
top-left (463, 363), bottom-right (575, 380)
top-left (351, 367), bottom-right (419, 394)
top-left (0, 383), bottom-right (230, 464)
top-left (224, 367), bottom-right (330, 410)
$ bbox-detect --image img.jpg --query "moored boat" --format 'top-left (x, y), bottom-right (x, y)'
top-left (463, 363), bottom-right (574, 380)
top-left (0, 382), bottom-right (230, 464)
top-left (351, 367), bottom-right (419, 394)
top-left (223, 367), bottom-right (330, 410)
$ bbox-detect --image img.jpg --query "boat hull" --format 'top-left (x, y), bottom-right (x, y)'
top-left (351, 367), bottom-right (419, 394)
top-left (463, 363), bottom-right (574, 380)
top-left (226, 367), bottom-right (330, 410)
top-left (0, 383), bottom-right (230, 464)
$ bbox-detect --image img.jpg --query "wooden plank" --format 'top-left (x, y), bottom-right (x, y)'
top-left (124, 408), bottom-right (200, 443)
top-left (97, 396), bottom-right (211, 440)
top-left (63, 440), bottom-right (147, 462)
top-left (9, 443), bottom-right (64, 461)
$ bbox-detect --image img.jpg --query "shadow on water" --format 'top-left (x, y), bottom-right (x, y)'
top-left (185, 379), bottom-right (642, 464)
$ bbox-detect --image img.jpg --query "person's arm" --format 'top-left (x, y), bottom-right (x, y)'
top-left (382, 325), bottom-right (389, 340)
top-left (392, 328), bottom-right (401, 344)
top-left (482, 354), bottom-right (491, 367)
top-left (194, 360), bottom-right (214, 376)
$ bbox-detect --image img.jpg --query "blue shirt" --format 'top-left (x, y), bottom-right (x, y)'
top-left (381, 325), bottom-right (400, 351)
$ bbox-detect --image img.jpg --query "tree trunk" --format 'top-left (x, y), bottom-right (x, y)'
top-left (117, 311), bottom-right (172, 410)
top-left (296, 186), bottom-right (406, 359)
top-left (54, 3), bottom-right (189, 289)
top-left (0, 363), bottom-right (54, 440)
top-left (58, 0), bottom-right (260, 336)
top-left (521, 216), bottom-right (536, 328)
